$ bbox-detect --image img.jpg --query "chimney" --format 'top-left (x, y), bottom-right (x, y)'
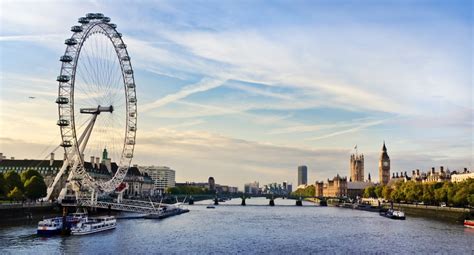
top-left (431, 167), bottom-right (435, 174)
top-left (95, 157), bottom-right (100, 168)
top-left (91, 156), bottom-right (95, 166)
top-left (416, 169), bottom-right (420, 175)
top-left (10, 157), bottom-right (15, 160)
top-left (49, 153), bottom-right (54, 166)
top-left (412, 170), bottom-right (415, 176)
top-left (396, 173), bottom-right (399, 178)
top-left (464, 168), bottom-right (468, 173)
top-left (440, 166), bottom-right (444, 173)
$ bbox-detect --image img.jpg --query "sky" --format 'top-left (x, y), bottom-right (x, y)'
top-left (0, 0), bottom-right (472, 190)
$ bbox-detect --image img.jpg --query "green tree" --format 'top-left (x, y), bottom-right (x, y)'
top-left (0, 173), bottom-right (6, 197)
top-left (7, 186), bottom-right (23, 201)
top-left (374, 186), bottom-right (383, 198)
top-left (421, 184), bottom-right (435, 204)
top-left (292, 185), bottom-right (315, 197)
top-left (363, 186), bottom-right (376, 198)
top-left (20, 169), bottom-right (43, 183)
top-left (4, 170), bottom-right (23, 192)
top-left (24, 176), bottom-right (47, 200)
top-left (382, 186), bottom-right (392, 200)
top-left (434, 183), bottom-right (448, 204)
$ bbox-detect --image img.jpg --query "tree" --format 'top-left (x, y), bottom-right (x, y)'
top-left (7, 187), bottom-right (23, 201)
top-left (20, 169), bottom-right (43, 183)
top-left (382, 186), bottom-right (392, 200)
top-left (363, 186), bottom-right (376, 198)
top-left (24, 176), bottom-right (47, 200)
top-left (4, 170), bottom-right (23, 192)
top-left (374, 186), bottom-right (383, 198)
top-left (421, 184), bottom-right (435, 204)
top-left (0, 173), bottom-right (6, 197)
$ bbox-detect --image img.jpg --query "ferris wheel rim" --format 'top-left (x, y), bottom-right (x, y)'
top-left (56, 13), bottom-right (137, 193)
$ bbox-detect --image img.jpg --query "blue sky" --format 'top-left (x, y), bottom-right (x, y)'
top-left (0, 0), bottom-right (472, 189)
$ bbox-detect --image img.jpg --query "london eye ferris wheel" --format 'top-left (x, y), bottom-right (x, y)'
top-left (54, 13), bottom-right (137, 196)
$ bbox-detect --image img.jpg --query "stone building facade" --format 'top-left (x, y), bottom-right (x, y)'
top-left (350, 154), bottom-right (364, 182)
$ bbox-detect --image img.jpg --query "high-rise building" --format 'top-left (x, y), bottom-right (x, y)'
top-left (139, 166), bottom-right (176, 193)
top-left (298, 166), bottom-right (308, 186)
top-left (244, 181), bottom-right (260, 195)
top-left (208, 177), bottom-right (215, 191)
top-left (350, 154), bottom-right (364, 182)
top-left (378, 141), bottom-right (390, 185)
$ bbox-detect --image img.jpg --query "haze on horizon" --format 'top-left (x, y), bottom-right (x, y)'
top-left (0, 0), bottom-right (472, 189)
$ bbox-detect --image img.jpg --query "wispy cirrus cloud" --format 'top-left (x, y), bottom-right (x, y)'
top-left (140, 77), bottom-right (227, 112)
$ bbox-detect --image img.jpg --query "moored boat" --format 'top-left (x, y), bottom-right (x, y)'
top-left (37, 213), bottom-right (89, 236)
top-left (380, 209), bottom-right (406, 220)
top-left (37, 217), bottom-right (63, 236)
top-left (464, 220), bottom-right (474, 228)
top-left (70, 216), bottom-right (116, 235)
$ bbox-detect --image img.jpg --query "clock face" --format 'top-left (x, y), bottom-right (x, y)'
top-left (383, 161), bottom-right (389, 167)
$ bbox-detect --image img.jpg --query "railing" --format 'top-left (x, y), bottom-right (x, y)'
top-left (76, 199), bottom-right (163, 215)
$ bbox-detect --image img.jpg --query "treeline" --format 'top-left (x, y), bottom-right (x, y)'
top-left (167, 186), bottom-right (214, 195)
top-left (0, 170), bottom-right (47, 201)
top-left (363, 179), bottom-right (474, 207)
top-left (292, 185), bottom-right (315, 197)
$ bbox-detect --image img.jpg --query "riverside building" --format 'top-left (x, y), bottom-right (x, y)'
top-left (139, 166), bottom-right (176, 194)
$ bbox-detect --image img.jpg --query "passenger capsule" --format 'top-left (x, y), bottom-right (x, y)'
top-left (121, 56), bottom-right (130, 61)
top-left (109, 23), bottom-right (117, 29)
top-left (117, 43), bottom-right (126, 49)
top-left (56, 97), bottom-right (69, 104)
top-left (129, 112), bottom-right (136, 117)
top-left (126, 140), bottom-right (135, 145)
top-left (124, 69), bottom-right (133, 75)
top-left (95, 13), bottom-right (104, 19)
top-left (102, 17), bottom-right (111, 23)
top-left (78, 17), bottom-right (89, 24)
top-left (61, 141), bottom-right (72, 147)
top-left (65, 38), bottom-right (78, 46)
top-left (86, 13), bottom-right (96, 19)
top-left (125, 153), bottom-right (133, 158)
top-left (60, 55), bottom-right (73, 62)
top-left (57, 119), bottom-right (70, 126)
top-left (113, 33), bottom-right (122, 38)
top-left (129, 97), bottom-right (136, 103)
top-left (57, 75), bottom-right (70, 82)
top-left (126, 83), bottom-right (135, 89)
top-left (71, 26), bottom-right (83, 32)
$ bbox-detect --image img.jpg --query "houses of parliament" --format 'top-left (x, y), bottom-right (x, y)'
top-left (349, 142), bottom-right (390, 185)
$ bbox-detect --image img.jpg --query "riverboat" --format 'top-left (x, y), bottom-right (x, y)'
top-left (37, 212), bottom-right (89, 236)
top-left (145, 203), bottom-right (190, 219)
top-left (380, 209), bottom-right (406, 220)
top-left (37, 217), bottom-right (63, 236)
top-left (70, 216), bottom-right (116, 235)
top-left (464, 220), bottom-right (474, 228)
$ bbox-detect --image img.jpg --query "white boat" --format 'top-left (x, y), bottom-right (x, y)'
top-left (71, 216), bottom-right (116, 235)
top-left (37, 217), bottom-right (63, 235)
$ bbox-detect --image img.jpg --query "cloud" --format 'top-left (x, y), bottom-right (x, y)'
top-left (309, 119), bottom-right (388, 141)
top-left (140, 77), bottom-right (226, 112)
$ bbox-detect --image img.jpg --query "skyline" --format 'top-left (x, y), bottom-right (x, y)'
top-left (0, 1), bottom-right (473, 188)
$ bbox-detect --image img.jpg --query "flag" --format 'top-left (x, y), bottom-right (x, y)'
top-left (354, 145), bottom-right (357, 150)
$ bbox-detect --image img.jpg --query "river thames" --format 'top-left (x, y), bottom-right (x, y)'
top-left (0, 198), bottom-right (473, 254)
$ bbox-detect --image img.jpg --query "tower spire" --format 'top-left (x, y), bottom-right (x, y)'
top-left (382, 140), bottom-right (387, 152)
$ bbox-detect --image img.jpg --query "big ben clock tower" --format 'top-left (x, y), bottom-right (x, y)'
top-left (379, 141), bottom-right (390, 185)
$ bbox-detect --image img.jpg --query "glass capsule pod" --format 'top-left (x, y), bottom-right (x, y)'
top-left (57, 75), bottom-right (70, 82)
top-left (57, 119), bottom-right (70, 126)
top-left (65, 38), bottom-right (78, 45)
top-left (60, 55), bottom-right (73, 62)
top-left (78, 17), bottom-right (89, 24)
top-left (56, 97), bottom-right (69, 104)
top-left (71, 26), bottom-right (83, 32)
